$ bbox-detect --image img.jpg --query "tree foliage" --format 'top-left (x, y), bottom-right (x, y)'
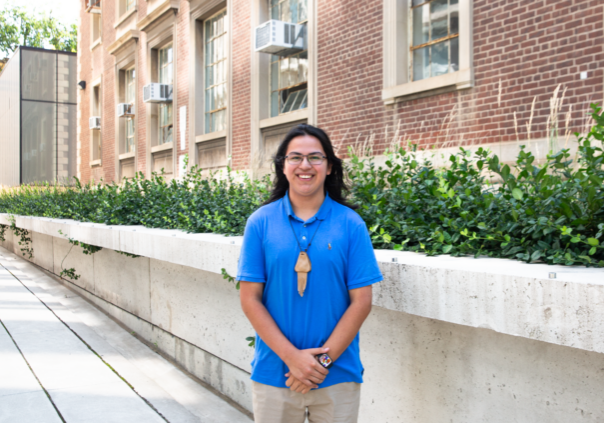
top-left (0, 5), bottom-right (77, 63)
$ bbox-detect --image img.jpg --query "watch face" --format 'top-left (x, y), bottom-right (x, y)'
top-left (318, 354), bottom-right (332, 368)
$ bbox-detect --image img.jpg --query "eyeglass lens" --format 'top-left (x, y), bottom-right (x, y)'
top-left (287, 155), bottom-right (325, 165)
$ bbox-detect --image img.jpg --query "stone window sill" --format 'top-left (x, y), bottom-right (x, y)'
top-left (151, 142), bottom-right (173, 153)
top-left (260, 108), bottom-right (308, 130)
top-left (90, 159), bottom-right (102, 167)
top-left (382, 68), bottom-right (473, 104)
top-left (196, 130), bottom-right (227, 144)
top-left (119, 152), bottom-right (136, 160)
top-left (90, 38), bottom-right (102, 51)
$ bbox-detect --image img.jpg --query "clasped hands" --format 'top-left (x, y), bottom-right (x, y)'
top-left (284, 347), bottom-right (330, 394)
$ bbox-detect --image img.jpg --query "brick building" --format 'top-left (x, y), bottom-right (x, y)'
top-left (77, 0), bottom-right (604, 183)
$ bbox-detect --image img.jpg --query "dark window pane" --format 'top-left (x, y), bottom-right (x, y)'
top-left (430, 0), bottom-right (448, 41)
top-left (413, 47), bottom-right (430, 81)
top-left (450, 2), bottom-right (459, 35)
top-left (281, 90), bottom-right (298, 113)
top-left (413, 4), bottom-right (429, 46)
top-left (291, 88), bottom-right (307, 111)
top-left (271, 91), bottom-right (279, 117)
top-left (450, 37), bottom-right (459, 72)
top-left (431, 41), bottom-right (449, 77)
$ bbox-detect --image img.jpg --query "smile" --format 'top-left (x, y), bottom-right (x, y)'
top-left (297, 174), bottom-right (314, 180)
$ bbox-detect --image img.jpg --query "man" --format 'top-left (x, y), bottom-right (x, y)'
top-left (237, 124), bottom-right (382, 423)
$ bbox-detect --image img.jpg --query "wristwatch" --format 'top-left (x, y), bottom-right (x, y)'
top-left (315, 353), bottom-right (333, 369)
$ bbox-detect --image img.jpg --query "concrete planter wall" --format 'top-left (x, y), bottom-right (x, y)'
top-left (1, 213), bottom-right (603, 422)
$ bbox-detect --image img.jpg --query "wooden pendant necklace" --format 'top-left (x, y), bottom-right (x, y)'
top-left (288, 218), bottom-right (323, 297)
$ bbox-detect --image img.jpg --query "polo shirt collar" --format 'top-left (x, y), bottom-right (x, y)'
top-left (284, 191), bottom-right (333, 223)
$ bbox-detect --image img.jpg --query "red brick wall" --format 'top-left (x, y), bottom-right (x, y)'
top-left (137, 29), bottom-right (148, 175)
top-left (101, 0), bottom-right (117, 182)
top-left (176, 0), bottom-right (190, 164)
top-left (79, 1), bottom-right (91, 183)
top-left (318, 0), bottom-right (604, 155)
top-left (231, 0), bottom-right (252, 170)
top-left (78, 0), bottom-right (604, 182)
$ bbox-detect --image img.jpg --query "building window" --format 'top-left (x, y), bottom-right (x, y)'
top-left (92, 84), bottom-right (102, 162)
top-left (204, 10), bottom-right (228, 134)
top-left (411, 0), bottom-right (459, 81)
top-left (381, 0), bottom-right (471, 103)
top-left (125, 67), bottom-right (135, 152)
top-left (118, 0), bottom-right (135, 17)
top-left (91, 13), bottom-right (102, 44)
top-left (158, 44), bottom-right (173, 145)
top-left (268, 0), bottom-right (308, 117)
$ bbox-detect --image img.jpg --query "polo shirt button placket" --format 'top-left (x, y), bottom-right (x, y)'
top-left (302, 224), bottom-right (309, 249)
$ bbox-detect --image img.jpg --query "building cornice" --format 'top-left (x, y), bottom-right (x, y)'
top-left (107, 30), bottom-right (140, 55)
top-left (137, 0), bottom-right (179, 32)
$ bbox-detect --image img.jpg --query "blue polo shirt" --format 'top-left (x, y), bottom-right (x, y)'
top-left (236, 192), bottom-right (383, 389)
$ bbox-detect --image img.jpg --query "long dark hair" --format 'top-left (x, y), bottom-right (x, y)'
top-left (263, 124), bottom-right (357, 209)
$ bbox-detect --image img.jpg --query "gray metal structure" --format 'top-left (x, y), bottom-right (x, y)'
top-left (0, 47), bottom-right (77, 187)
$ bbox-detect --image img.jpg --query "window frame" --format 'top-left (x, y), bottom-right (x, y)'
top-left (91, 12), bottom-right (102, 47)
top-left (115, 0), bottom-right (137, 28)
top-left (382, 0), bottom-right (473, 104)
top-left (124, 66), bottom-right (136, 153)
top-left (158, 43), bottom-right (174, 146)
top-left (90, 79), bottom-right (102, 165)
top-left (204, 9), bottom-right (228, 135)
top-left (267, 0), bottom-right (309, 118)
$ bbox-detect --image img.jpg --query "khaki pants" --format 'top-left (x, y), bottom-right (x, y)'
top-left (252, 381), bottom-right (361, 423)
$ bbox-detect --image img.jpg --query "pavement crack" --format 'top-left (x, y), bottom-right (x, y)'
top-left (0, 319), bottom-right (67, 423)
top-left (0, 262), bottom-right (171, 423)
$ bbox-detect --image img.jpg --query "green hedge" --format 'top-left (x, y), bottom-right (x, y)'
top-left (1, 106), bottom-right (603, 267)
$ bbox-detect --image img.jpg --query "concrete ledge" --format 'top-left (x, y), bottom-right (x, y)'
top-left (1, 213), bottom-right (603, 356)
top-left (3, 214), bottom-right (604, 420)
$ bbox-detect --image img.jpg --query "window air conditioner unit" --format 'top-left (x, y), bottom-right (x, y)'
top-left (143, 83), bottom-right (172, 103)
top-left (254, 20), bottom-right (305, 56)
top-left (117, 103), bottom-right (135, 117)
top-left (89, 116), bottom-right (101, 130)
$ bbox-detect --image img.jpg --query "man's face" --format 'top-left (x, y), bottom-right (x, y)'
top-left (283, 135), bottom-right (332, 201)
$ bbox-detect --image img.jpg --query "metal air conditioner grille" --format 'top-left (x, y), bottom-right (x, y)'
top-left (284, 23), bottom-right (294, 44)
top-left (256, 24), bottom-right (270, 50)
top-left (143, 85), bottom-right (151, 103)
top-left (160, 84), bottom-right (170, 99)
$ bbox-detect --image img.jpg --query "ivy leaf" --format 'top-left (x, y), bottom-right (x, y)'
top-left (587, 238), bottom-right (599, 247)
top-left (512, 188), bottom-right (523, 200)
top-left (442, 245), bottom-right (453, 253)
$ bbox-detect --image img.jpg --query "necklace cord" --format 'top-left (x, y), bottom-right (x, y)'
top-left (289, 218), bottom-right (323, 252)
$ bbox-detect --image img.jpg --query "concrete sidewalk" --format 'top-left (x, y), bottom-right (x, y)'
top-left (0, 246), bottom-right (252, 423)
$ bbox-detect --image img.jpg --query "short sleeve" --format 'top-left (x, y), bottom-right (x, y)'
top-left (236, 214), bottom-right (267, 283)
top-left (346, 220), bottom-right (383, 289)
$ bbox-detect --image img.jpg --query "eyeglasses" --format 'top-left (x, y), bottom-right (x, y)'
top-left (284, 154), bottom-right (327, 166)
